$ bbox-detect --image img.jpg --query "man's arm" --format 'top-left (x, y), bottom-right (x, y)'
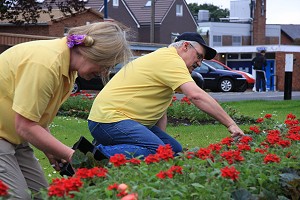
top-left (179, 81), bottom-right (244, 137)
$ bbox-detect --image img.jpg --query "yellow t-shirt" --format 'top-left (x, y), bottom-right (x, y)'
top-left (0, 38), bottom-right (76, 144)
top-left (88, 47), bottom-right (194, 127)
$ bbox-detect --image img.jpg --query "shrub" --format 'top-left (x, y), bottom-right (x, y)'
top-left (58, 92), bottom-right (94, 119)
top-left (59, 92), bottom-right (256, 125)
top-left (24, 113), bottom-right (298, 199)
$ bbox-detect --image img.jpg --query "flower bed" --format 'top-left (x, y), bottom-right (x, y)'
top-left (1, 114), bottom-right (299, 199)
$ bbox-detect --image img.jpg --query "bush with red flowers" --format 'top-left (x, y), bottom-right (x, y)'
top-left (0, 180), bottom-right (9, 200)
top-left (2, 113), bottom-right (299, 199)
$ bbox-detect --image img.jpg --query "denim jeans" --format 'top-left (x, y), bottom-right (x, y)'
top-left (256, 70), bottom-right (266, 92)
top-left (88, 119), bottom-right (182, 158)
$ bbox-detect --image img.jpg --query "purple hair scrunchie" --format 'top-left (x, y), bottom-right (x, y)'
top-left (67, 34), bottom-right (87, 48)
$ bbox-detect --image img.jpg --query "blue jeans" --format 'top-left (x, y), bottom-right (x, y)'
top-left (88, 119), bottom-right (182, 158)
top-left (256, 70), bottom-right (266, 92)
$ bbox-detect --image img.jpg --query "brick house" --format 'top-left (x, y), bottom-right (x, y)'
top-left (0, 8), bottom-right (105, 52)
top-left (198, 0), bottom-right (300, 91)
top-left (82, 0), bottom-right (198, 44)
top-left (0, 7), bottom-right (165, 56)
top-left (0, 8), bottom-right (104, 37)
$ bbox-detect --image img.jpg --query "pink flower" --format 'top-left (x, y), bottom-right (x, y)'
top-left (121, 193), bottom-right (138, 200)
top-left (118, 183), bottom-right (128, 192)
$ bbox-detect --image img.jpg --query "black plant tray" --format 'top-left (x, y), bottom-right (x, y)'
top-left (59, 136), bottom-right (106, 177)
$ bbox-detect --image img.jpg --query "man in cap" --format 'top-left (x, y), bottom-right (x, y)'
top-left (88, 32), bottom-right (244, 158)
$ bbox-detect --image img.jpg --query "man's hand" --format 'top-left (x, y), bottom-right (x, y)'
top-left (227, 124), bottom-right (245, 138)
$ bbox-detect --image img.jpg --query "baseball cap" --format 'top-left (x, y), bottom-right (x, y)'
top-left (174, 32), bottom-right (217, 60)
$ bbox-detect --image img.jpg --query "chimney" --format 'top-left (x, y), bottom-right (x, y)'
top-left (252, 0), bottom-right (266, 45)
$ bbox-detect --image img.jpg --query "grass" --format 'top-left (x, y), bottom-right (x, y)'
top-left (221, 100), bottom-right (300, 121)
top-left (34, 100), bottom-right (300, 181)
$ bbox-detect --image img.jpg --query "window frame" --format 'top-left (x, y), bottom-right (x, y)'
top-left (176, 4), bottom-right (183, 16)
top-left (113, 0), bottom-right (119, 7)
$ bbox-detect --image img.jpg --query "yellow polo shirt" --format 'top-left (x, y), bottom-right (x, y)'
top-left (88, 47), bottom-right (194, 127)
top-left (0, 38), bottom-right (76, 144)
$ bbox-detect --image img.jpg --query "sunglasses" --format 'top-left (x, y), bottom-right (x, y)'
top-left (189, 44), bottom-right (204, 62)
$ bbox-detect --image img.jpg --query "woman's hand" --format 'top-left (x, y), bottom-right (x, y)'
top-left (45, 153), bottom-right (67, 171)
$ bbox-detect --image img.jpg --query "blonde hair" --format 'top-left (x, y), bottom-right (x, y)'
top-left (68, 21), bottom-right (133, 82)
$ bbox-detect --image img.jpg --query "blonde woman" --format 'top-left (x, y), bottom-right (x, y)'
top-left (0, 21), bottom-right (132, 199)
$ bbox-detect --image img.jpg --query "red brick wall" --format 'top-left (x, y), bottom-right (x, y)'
top-left (222, 35), bottom-right (232, 46)
top-left (252, 0), bottom-right (266, 45)
top-left (48, 12), bottom-right (103, 37)
top-left (0, 11), bottom-right (103, 37)
top-left (281, 33), bottom-right (294, 45)
top-left (266, 36), bottom-right (280, 45)
top-left (275, 52), bottom-right (300, 91)
top-left (242, 36), bottom-right (251, 45)
top-left (220, 35), bottom-right (251, 46)
top-left (0, 25), bottom-right (50, 36)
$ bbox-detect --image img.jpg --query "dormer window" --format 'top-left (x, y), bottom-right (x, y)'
top-left (113, 0), bottom-right (119, 7)
top-left (176, 4), bottom-right (183, 16)
top-left (145, 0), bottom-right (151, 7)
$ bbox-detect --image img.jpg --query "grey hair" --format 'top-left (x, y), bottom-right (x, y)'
top-left (169, 40), bottom-right (199, 48)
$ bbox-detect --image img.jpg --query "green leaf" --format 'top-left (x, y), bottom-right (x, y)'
top-left (191, 183), bottom-right (204, 188)
top-left (231, 189), bottom-right (254, 200)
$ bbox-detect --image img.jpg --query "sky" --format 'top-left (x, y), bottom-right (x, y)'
top-left (185, 0), bottom-right (300, 24)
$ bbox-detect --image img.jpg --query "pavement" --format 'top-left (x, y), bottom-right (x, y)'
top-left (209, 90), bottom-right (300, 102)
top-left (176, 90), bottom-right (300, 102)
top-left (86, 89), bottom-right (300, 102)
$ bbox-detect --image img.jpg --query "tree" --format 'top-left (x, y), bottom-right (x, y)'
top-left (0, 0), bottom-right (86, 25)
top-left (188, 3), bottom-right (229, 22)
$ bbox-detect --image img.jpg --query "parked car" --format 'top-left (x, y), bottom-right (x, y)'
top-left (72, 61), bottom-right (205, 93)
top-left (72, 75), bottom-right (107, 94)
top-left (203, 59), bottom-right (255, 90)
top-left (193, 62), bottom-right (247, 92)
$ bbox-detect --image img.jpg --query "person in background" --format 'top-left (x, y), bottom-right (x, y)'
top-left (0, 21), bottom-right (132, 199)
top-left (252, 50), bottom-right (267, 92)
top-left (88, 32), bottom-right (245, 159)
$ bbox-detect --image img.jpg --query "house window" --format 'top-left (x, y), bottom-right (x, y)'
top-left (64, 27), bottom-right (70, 36)
top-left (232, 36), bottom-right (242, 46)
top-left (213, 35), bottom-right (222, 46)
top-left (145, 0), bottom-right (151, 7)
top-left (113, 0), bottom-right (119, 7)
top-left (176, 4), bottom-right (183, 16)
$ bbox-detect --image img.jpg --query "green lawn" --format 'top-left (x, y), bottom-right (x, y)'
top-left (35, 100), bottom-right (300, 181)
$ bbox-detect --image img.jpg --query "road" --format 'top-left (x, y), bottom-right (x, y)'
top-left (176, 91), bottom-right (300, 102)
top-left (87, 90), bottom-right (300, 102)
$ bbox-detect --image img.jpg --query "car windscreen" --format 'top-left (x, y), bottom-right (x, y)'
top-left (203, 60), bottom-right (226, 70)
